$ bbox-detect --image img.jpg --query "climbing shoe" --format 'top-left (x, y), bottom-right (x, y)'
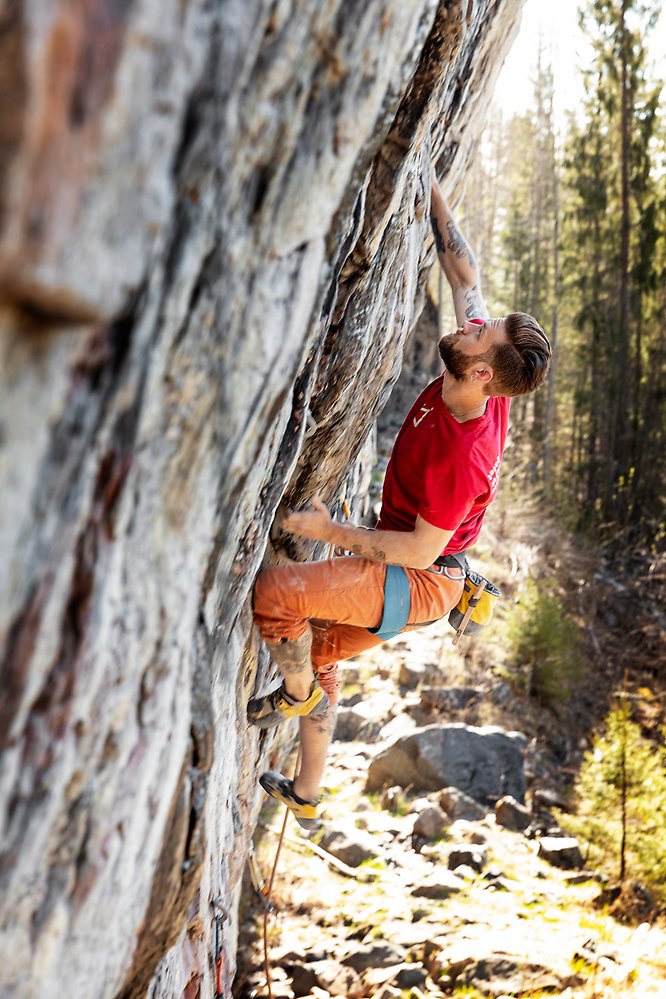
top-left (247, 678), bottom-right (329, 729)
top-left (259, 771), bottom-right (320, 830)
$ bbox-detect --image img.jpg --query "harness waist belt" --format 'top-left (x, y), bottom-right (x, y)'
top-left (434, 550), bottom-right (469, 573)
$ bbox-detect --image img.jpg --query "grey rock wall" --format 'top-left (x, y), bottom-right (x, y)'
top-left (0, 1), bottom-right (523, 996)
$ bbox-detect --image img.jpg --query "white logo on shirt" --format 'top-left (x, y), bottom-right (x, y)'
top-left (413, 405), bottom-right (433, 428)
top-left (487, 454), bottom-right (501, 491)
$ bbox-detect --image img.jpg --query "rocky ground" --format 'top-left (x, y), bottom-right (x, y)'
top-left (233, 498), bottom-right (666, 999)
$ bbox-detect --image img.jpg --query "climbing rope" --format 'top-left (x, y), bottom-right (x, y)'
top-left (261, 745), bottom-right (302, 999)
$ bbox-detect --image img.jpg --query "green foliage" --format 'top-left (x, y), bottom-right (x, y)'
top-left (508, 577), bottom-right (581, 704)
top-left (561, 703), bottom-right (666, 902)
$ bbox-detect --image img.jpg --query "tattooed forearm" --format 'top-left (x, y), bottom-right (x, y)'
top-left (431, 216), bottom-right (446, 255)
top-left (446, 220), bottom-right (477, 269)
top-left (346, 540), bottom-right (387, 562)
top-left (327, 522), bottom-right (426, 568)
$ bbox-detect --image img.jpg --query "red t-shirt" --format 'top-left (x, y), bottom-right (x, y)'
top-left (376, 375), bottom-right (510, 555)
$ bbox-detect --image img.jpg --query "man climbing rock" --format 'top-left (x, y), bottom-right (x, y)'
top-left (248, 171), bottom-right (552, 828)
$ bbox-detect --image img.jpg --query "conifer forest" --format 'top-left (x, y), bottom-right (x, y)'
top-left (460, 0), bottom-right (665, 546)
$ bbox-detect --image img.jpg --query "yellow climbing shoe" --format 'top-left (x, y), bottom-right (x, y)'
top-left (247, 678), bottom-right (329, 729)
top-left (259, 771), bottom-right (320, 829)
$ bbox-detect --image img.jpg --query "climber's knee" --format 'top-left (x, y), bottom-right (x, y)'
top-left (252, 565), bottom-right (309, 644)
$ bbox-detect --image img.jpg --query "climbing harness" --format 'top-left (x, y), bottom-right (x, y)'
top-left (367, 563), bottom-right (411, 639)
top-left (210, 898), bottom-right (228, 999)
top-left (367, 553), bottom-right (500, 645)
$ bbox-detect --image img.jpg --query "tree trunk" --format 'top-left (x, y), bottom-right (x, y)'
top-left (616, 0), bottom-right (632, 518)
top-left (543, 151), bottom-right (559, 489)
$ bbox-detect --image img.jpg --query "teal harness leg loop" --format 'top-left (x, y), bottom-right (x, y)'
top-left (368, 564), bottom-right (411, 640)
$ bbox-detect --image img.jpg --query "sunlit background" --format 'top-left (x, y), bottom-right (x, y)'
top-left (496, 0), bottom-right (665, 126)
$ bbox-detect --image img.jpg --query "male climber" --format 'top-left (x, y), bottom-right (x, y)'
top-left (248, 171), bottom-right (551, 828)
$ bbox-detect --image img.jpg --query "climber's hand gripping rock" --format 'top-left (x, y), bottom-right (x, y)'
top-left (279, 493), bottom-right (332, 543)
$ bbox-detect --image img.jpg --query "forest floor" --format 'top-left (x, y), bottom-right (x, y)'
top-left (233, 484), bottom-right (666, 999)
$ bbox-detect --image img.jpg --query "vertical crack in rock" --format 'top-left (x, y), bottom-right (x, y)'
top-left (0, 572), bottom-right (49, 830)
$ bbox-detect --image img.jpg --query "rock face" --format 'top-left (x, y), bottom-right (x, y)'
top-left (366, 724), bottom-right (527, 802)
top-left (0, 2), bottom-right (523, 996)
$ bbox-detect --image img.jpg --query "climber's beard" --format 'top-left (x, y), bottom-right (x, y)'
top-left (438, 333), bottom-right (479, 381)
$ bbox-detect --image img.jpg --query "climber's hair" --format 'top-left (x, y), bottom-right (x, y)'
top-left (485, 312), bottom-right (551, 397)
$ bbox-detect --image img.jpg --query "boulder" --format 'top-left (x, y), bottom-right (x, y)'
top-left (395, 964), bottom-right (428, 989)
top-left (368, 987), bottom-right (402, 999)
top-left (398, 661), bottom-right (428, 687)
top-left (319, 827), bottom-right (381, 868)
top-left (538, 836), bottom-right (584, 869)
top-left (413, 804), bottom-right (448, 839)
top-left (495, 794), bottom-right (531, 831)
top-left (334, 691), bottom-right (396, 742)
top-left (411, 872), bottom-right (465, 899)
top-left (438, 786), bottom-right (488, 821)
top-left (451, 864), bottom-right (480, 881)
top-left (342, 942), bottom-right (406, 973)
top-left (288, 964), bottom-right (319, 996)
top-left (448, 846), bottom-right (488, 873)
top-left (533, 787), bottom-right (572, 811)
top-left (366, 724), bottom-right (526, 804)
top-left (312, 959), bottom-right (364, 997)
top-left (456, 954), bottom-right (564, 996)
top-left (335, 708), bottom-right (382, 743)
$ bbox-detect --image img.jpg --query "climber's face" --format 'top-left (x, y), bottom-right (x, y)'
top-left (438, 318), bottom-right (507, 379)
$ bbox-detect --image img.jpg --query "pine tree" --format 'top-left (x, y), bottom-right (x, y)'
top-left (565, 701), bottom-right (666, 901)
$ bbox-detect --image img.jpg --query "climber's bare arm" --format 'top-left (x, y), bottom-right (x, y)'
top-left (280, 495), bottom-right (453, 571)
top-left (431, 173), bottom-right (489, 325)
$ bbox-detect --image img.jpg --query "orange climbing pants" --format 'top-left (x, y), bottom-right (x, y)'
top-left (252, 556), bottom-right (465, 706)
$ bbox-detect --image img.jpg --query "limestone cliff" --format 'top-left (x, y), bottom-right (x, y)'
top-left (0, 2), bottom-right (523, 996)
